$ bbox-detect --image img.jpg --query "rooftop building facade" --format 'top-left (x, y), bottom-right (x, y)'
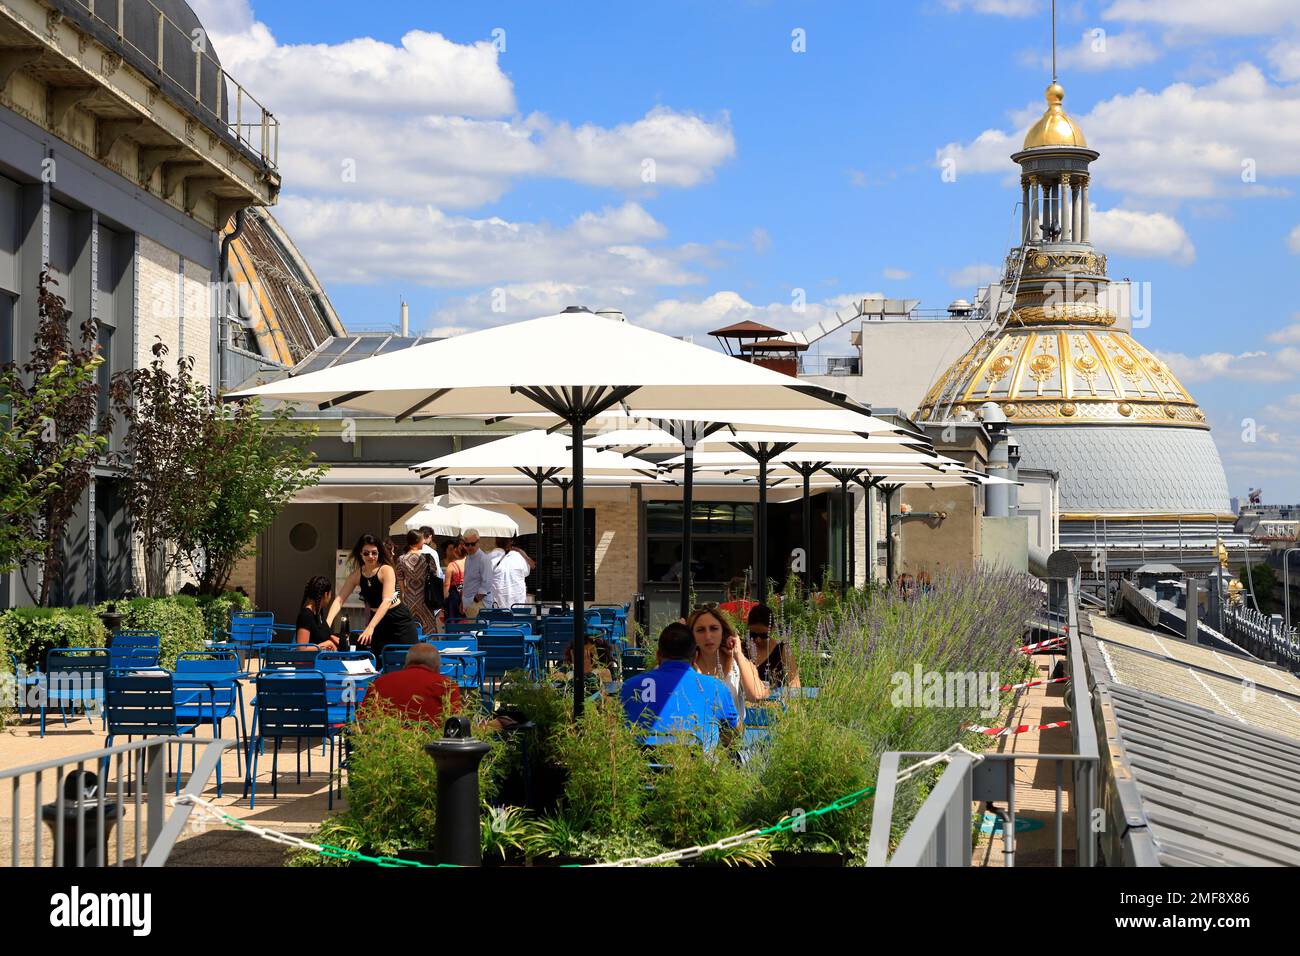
top-left (0, 0), bottom-right (280, 606)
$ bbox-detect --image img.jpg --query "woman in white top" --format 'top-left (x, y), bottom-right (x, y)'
top-left (688, 606), bottom-right (767, 717)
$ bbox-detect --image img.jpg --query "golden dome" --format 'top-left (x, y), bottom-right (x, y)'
top-left (1022, 82), bottom-right (1087, 149)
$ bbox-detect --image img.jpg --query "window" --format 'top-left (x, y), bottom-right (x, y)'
top-left (645, 501), bottom-right (756, 586)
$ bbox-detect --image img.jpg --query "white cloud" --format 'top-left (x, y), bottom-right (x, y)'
top-left (199, 8), bottom-right (733, 209)
top-left (1088, 207), bottom-right (1195, 263)
top-left (947, 263), bottom-right (1002, 289)
top-left (1158, 348), bottom-right (1300, 384)
top-left (1288, 224), bottom-right (1300, 253)
top-left (883, 267), bottom-right (912, 280)
top-left (277, 198), bottom-right (704, 290)
top-left (941, 0), bottom-right (1039, 15)
top-left (935, 64), bottom-right (1300, 201)
top-left (1267, 41), bottom-right (1300, 82)
top-left (1026, 30), bottom-right (1160, 72)
top-left (1102, 0), bottom-right (1300, 36)
top-left (751, 228), bottom-right (772, 255)
top-left (1267, 319), bottom-right (1300, 344)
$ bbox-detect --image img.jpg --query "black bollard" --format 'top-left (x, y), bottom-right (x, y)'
top-left (41, 771), bottom-right (119, 867)
top-left (424, 717), bottom-right (491, 867)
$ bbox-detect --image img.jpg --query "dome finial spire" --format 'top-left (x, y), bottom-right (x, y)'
top-left (1051, 0), bottom-right (1057, 84)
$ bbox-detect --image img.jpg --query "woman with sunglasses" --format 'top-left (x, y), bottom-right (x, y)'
top-left (327, 533), bottom-right (418, 659)
top-left (744, 604), bottom-right (800, 691)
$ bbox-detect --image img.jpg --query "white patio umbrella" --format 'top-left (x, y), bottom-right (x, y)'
top-left (228, 307), bottom-right (862, 716)
top-left (411, 430), bottom-right (662, 610)
top-left (592, 427), bottom-right (936, 608)
top-left (390, 495), bottom-right (537, 538)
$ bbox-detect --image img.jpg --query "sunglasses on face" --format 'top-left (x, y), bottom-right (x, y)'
top-left (361, 550), bottom-right (379, 558)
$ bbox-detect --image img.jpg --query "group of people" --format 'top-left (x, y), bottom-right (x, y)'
top-left (291, 529), bottom-right (539, 662)
top-left (621, 603), bottom-right (799, 751)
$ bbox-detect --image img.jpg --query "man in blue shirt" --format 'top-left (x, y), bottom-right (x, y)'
top-left (621, 622), bottom-right (739, 751)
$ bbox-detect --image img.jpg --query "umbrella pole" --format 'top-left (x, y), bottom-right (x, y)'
top-left (841, 477), bottom-right (849, 594)
top-left (757, 457), bottom-right (768, 604)
top-left (802, 468), bottom-right (811, 598)
top-left (861, 477), bottom-right (874, 591)
top-left (571, 409), bottom-right (586, 719)
top-left (560, 480), bottom-right (569, 611)
top-left (535, 472), bottom-right (544, 617)
top-left (680, 440), bottom-right (694, 621)
top-left (848, 481), bottom-right (856, 593)
top-left (884, 485), bottom-right (897, 588)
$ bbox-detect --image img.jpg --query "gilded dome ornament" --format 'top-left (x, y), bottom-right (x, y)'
top-left (1022, 82), bottom-right (1088, 150)
top-left (1164, 403), bottom-right (1178, 418)
top-left (1060, 402), bottom-right (1077, 416)
top-left (1118, 402), bottom-right (1133, 417)
top-left (1004, 403), bottom-right (1019, 416)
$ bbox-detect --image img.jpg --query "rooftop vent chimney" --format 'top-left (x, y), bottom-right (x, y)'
top-left (948, 299), bottom-right (973, 317)
top-left (401, 300), bottom-right (410, 336)
top-left (595, 309), bottom-right (626, 322)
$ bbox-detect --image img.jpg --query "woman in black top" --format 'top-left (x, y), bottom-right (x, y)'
top-left (296, 575), bottom-right (340, 651)
top-left (326, 534), bottom-right (419, 659)
top-left (745, 604), bottom-right (800, 691)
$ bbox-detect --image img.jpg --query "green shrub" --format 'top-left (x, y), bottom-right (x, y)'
top-left (642, 738), bottom-right (752, 851)
top-left (553, 697), bottom-right (646, 836)
top-left (96, 596), bottom-right (206, 668)
top-left (751, 709), bottom-right (873, 848)
top-left (195, 591), bottom-right (254, 639)
top-left (0, 606), bottom-right (107, 670)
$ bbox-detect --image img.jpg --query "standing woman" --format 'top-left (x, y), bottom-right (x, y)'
top-left (327, 534), bottom-right (418, 660)
top-left (443, 538), bottom-right (466, 619)
top-left (396, 530), bottom-right (439, 636)
top-left (687, 606), bottom-right (767, 717)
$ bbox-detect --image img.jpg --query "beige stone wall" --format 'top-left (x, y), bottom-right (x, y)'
top-left (899, 485), bottom-right (981, 581)
top-left (594, 493), bottom-right (638, 606)
top-left (135, 236), bottom-right (214, 388)
top-left (228, 551), bottom-right (258, 605)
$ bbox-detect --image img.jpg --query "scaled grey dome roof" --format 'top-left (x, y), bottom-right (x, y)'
top-left (1014, 425), bottom-right (1231, 516)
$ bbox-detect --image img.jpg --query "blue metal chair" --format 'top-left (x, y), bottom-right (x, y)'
top-left (259, 645), bottom-right (320, 672)
top-left (219, 611), bottom-right (274, 665)
top-left (477, 628), bottom-right (532, 702)
top-left (40, 648), bottom-right (110, 737)
top-left (540, 617), bottom-right (576, 669)
top-left (381, 644), bottom-right (417, 674)
top-left (428, 638), bottom-right (483, 696)
top-left (6, 651), bottom-right (42, 723)
top-left (108, 630), bottom-right (162, 671)
top-left (444, 621), bottom-right (478, 635)
top-left (103, 670), bottom-right (209, 795)
top-left (314, 657), bottom-right (373, 727)
top-left (174, 650), bottom-right (246, 777)
top-left (245, 670), bottom-right (337, 809)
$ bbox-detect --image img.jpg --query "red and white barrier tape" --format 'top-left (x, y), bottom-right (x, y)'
top-left (999, 675), bottom-right (1069, 692)
top-left (1020, 636), bottom-right (1067, 654)
top-left (964, 719), bottom-right (1071, 737)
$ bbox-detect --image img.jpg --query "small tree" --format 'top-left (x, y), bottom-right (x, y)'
top-left (111, 339), bottom-right (211, 597)
top-left (0, 354), bottom-right (105, 576)
top-left (12, 272), bottom-right (108, 604)
top-left (189, 399), bottom-right (319, 594)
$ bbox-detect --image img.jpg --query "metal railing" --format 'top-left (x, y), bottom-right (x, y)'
top-left (55, 0), bottom-right (278, 168)
top-left (2, 736), bottom-right (231, 867)
top-left (866, 577), bottom-right (1100, 867)
top-left (1220, 601), bottom-right (1300, 672)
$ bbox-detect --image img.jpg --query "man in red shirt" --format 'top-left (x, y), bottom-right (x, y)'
top-left (357, 643), bottom-right (461, 726)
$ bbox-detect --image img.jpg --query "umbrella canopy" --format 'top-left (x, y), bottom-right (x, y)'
top-left (390, 495), bottom-right (537, 538)
top-left (588, 428), bottom-right (931, 457)
top-left (228, 309), bottom-right (861, 420)
top-left (411, 429), bottom-right (660, 479)
top-left (230, 308), bottom-right (863, 717)
top-left (488, 406), bottom-right (912, 437)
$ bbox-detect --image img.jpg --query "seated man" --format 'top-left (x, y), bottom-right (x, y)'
top-left (620, 622), bottom-right (739, 751)
top-left (357, 643), bottom-right (460, 726)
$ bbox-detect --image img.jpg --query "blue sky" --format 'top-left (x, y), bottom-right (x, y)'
top-left (198, 0), bottom-right (1300, 501)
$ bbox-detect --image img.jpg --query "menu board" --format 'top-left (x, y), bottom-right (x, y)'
top-left (534, 508), bottom-right (595, 601)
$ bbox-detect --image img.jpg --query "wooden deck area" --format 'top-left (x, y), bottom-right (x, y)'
top-left (972, 647), bottom-right (1076, 867)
